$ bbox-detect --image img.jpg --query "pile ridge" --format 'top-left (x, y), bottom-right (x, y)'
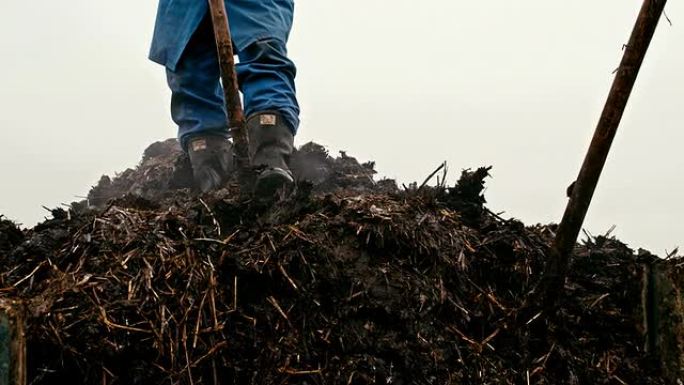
top-left (0, 141), bottom-right (674, 384)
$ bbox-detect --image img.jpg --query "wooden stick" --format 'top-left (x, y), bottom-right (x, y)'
top-left (538, 0), bottom-right (668, 307)
top-left (207, 0), bottom-right (251, 185)
top-left (0, 300), bottom-right (25, 385)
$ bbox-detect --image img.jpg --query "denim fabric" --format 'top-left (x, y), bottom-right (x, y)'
top-left (237, 38), bottom-right (299, 137)
top-left (162, 13), bottom-right (300, 150)
top-left (150, 0), bottom-right (295, 72)
top-left (165, 17), bottom-right (229, 148)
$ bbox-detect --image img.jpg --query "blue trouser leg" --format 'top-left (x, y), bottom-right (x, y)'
top-left (166, 16), bottom-right (228, 150)
top-left (167, 15), bottom-right (300, 150)
top-left (237, 39), bottom-right (300, 134)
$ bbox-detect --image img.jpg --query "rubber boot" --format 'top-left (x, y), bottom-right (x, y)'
top-left (247, 112), bottom-right (295, 199)
top-left (187, 135), bottom-right (234, 193)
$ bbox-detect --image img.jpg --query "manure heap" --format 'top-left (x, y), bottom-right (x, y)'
top-left (0, 140), bottom-right (682, 385)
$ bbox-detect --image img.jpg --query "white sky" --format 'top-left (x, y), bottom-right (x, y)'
top-left (1, 1), bottom-right (682, 254)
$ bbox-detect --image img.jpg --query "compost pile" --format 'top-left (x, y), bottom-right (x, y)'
top-left (0, 140), bottom-right (671, 384)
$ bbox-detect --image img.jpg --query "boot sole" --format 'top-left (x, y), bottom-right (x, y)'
top-left (254, 168), bottom-right (294, 200)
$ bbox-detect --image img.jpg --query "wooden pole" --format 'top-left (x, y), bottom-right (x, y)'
top-left (0, 300), bottom-right (25, 385)
top-left (538, 0), bottom-right (667, 307)
top-left (207, 0), bottom-right (251, 184)
top-left (644, 261), bottom-right (684, 381)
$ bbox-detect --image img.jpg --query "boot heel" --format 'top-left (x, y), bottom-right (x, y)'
top-left (254, 168), bottom-right (294, 199)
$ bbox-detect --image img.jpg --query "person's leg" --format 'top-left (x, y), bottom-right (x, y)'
top-left (165, 15), bottom-right (233, 192)
top-left (166, 15), bottom-right (229, 151)
top-left (237, 39), bottom-right (300, 197)
top-left (237, 39), bottom-right (300, 135)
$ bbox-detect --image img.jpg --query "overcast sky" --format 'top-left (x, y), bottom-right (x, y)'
top-left (1, 0), bottom-right (682, 254)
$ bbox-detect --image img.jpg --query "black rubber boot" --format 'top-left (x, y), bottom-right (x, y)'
top-left (247, 112), bottom-right (295, 199)
top-left (187, 135), bottom-right (234, 193)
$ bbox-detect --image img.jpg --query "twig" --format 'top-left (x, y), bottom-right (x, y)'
top-left (182, 325), bottom-right (195, 385)
top-left (191, 341), bottom-right (228, 368)
top-left (419, 162), bottom-right (447, 190)
top-left (481, 328), bottom-right (500, 347)
top-left (194, 230), bottom-right (240, 245)
top-left (282, 367), bottom-right (324, 376)
top-left (447, 326), bottom-right (480, 350)
top-left (268, 296), bottom-right (290, 324)
top-left (232, 276), bottom-right (238, 311)
top-left (279, 264), bottom-right (299, 291)
top-left (199, 198), bottom-right (221, 236)
top-left (589, 293), bottom-right (610, 309)
top-left (99, 307), bottom-right (152, 334)
top-left (209, 272), bottom-right (219, 328)
top-left (192, 291), bottom-right (208, 348)
top-left (440, 161), bottom-right (449, 188)
top-left (13, 261), bottom-right (46, 287)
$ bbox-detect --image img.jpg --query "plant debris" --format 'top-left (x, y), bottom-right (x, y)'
top-left (0, 140), bottom-right (678, 384)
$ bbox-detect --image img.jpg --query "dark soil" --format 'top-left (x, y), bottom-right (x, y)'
top-left (0, 140), bottom-right (673, 384)
top-left (0, 216), bottom-right (23, 253)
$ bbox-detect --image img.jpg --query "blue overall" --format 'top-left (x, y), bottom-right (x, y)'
top-left (149, 0), bottom-right (300, 149)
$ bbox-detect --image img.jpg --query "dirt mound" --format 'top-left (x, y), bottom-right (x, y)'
top-left (0, 216), bottom-right (23, 253)
top-left (86, 140), bottom-right (396, 207)
top-left (0, 141), bottom-right (677, 384)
